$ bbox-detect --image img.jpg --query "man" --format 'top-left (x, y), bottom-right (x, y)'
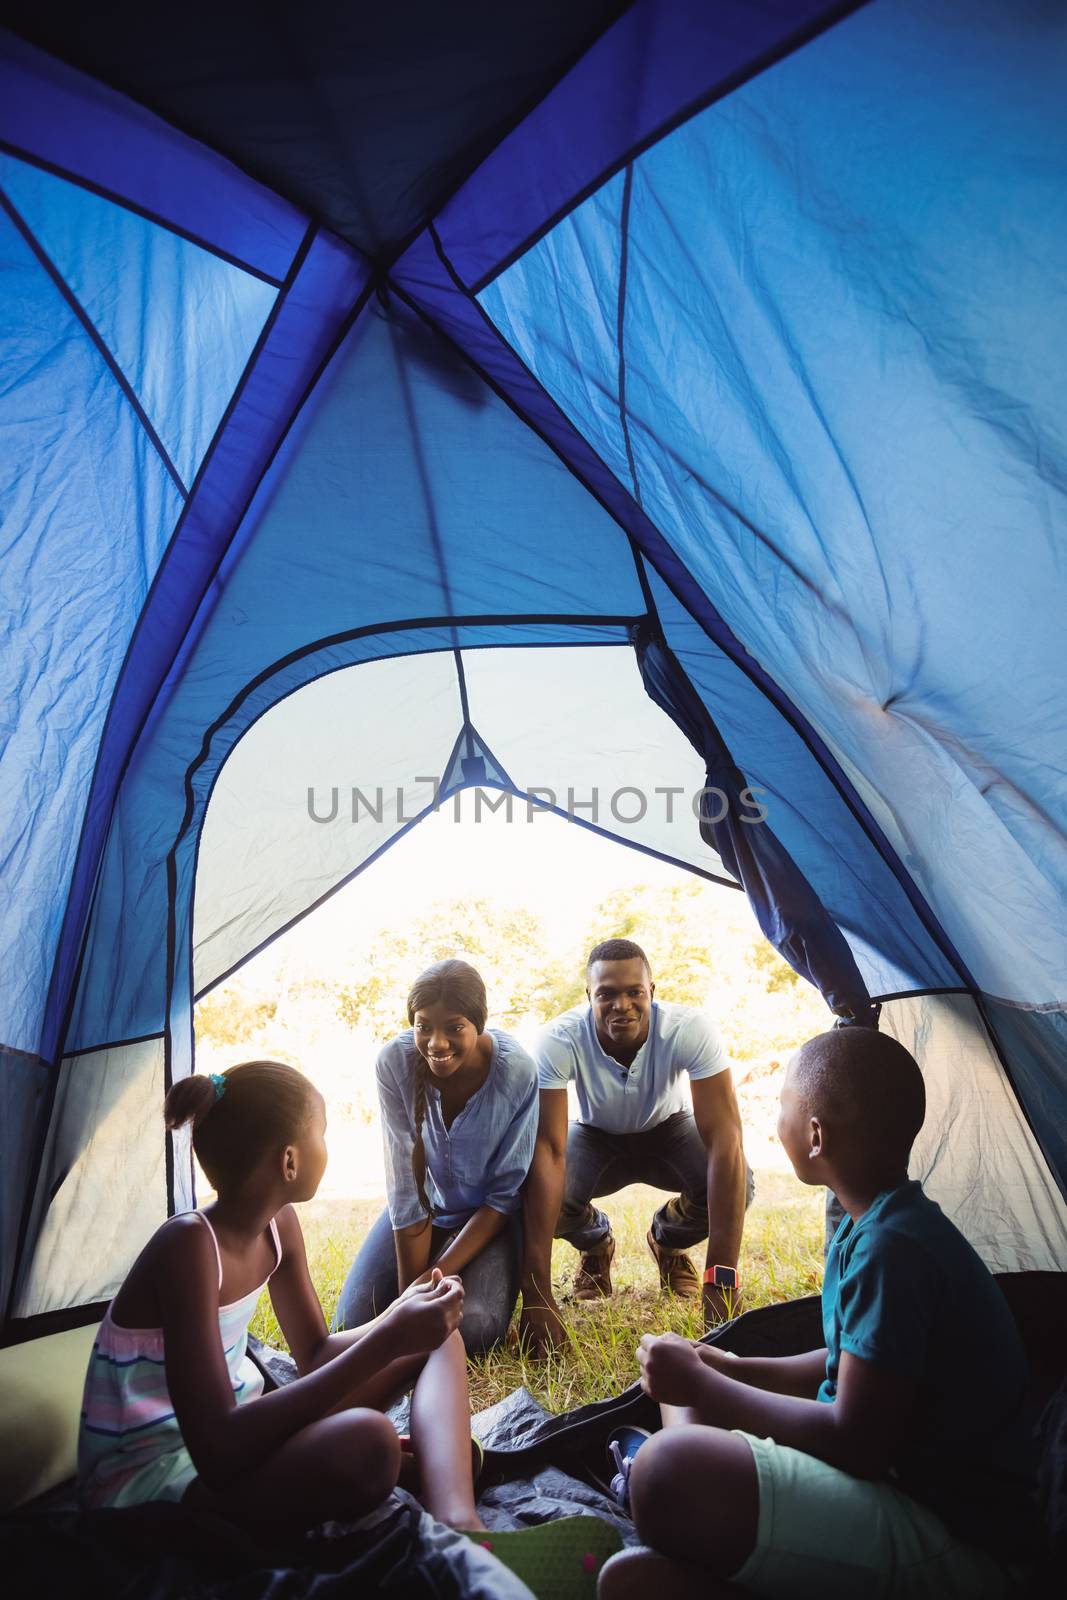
top-left (520, 939), bottom-right (751, 1352)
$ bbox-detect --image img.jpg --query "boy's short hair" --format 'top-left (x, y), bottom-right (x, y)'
top-left (791, 1027), bottom-right (925, 1165)
top-left (586, 938), bottom-right (652, 978)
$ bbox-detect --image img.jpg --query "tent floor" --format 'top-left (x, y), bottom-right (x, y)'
top-left (5, 1282), bottom-right (1066, 1597)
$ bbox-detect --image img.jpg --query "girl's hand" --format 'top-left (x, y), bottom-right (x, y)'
top-left (389, 1275), bottom-right (465, 1356)
top-left (398, 1267), bottom-right (445, 1300)
top-left (637, 1331), bottom-right (706, 1406)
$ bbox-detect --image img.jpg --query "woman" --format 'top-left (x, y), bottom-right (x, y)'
top-left (335, 959), bottom-right (539, 1354)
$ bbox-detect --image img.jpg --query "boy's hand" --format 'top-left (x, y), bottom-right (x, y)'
top-left (389, 1275), bottom-right (464, 1355)
top-left (637, 1331), bottom-right (706, 1406)
top-left (691, 1340), bottom-right (736, 1372)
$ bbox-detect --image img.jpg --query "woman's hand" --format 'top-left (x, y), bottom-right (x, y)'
top-left (388, 1274), bottom-right (465, 1356)
top-left (637, 1331), bottom-right (708, 1407)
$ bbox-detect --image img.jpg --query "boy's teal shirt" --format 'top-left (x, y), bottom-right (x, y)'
top-left (820, 1179), bottom-right (1037, 1557)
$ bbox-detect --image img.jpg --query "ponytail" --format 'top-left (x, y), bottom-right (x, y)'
top-left (164, 1061), bottom-right (315, 1192)
top-left (164, 1073), bottom-right (219, 1132)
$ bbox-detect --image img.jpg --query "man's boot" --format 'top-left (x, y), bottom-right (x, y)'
top-left (646, 1228), bottom-right (701, 1299)
top-left (574, 1236), bottom-right (616, 1300)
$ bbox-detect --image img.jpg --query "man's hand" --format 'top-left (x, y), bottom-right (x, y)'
top-left (703, 1281), bottom-right (743, 1329)
top-left (388, 1274), bottom-right (464, 1356)
top-left (637, 1331), bottom-right (707, 1407)
top-left (518, 1293), bottom-right (568, 1356)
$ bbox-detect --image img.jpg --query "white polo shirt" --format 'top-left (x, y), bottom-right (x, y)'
top-left (534, 1001), bottom-right (729, 1135)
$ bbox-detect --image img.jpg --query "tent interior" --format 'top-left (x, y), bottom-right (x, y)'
top-left (1, 0), bottom-right (1066, 1569)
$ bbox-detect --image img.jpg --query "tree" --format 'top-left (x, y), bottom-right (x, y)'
top-left (748, 938), bottom-right (802, 993)
top-left (195, 986), bottom-right (277, 1049)
top-left (334, 897), bottom-right (554, 1040)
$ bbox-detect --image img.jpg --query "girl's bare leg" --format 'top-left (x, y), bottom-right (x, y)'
top-left (185, 1409), bottom-right (401, 1533)
top-left (408, 1328), bottom-right (484, 1530)
top-left (327, 1351), bottom-right (427, 1414)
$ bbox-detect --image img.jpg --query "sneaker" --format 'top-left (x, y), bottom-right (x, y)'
top-left (606, 1425), bottom-right (652, 1510)
top-left (574, 1236), bottom-right (615, 1300)
top-left (646, 1228), bottom-right (701, 1299)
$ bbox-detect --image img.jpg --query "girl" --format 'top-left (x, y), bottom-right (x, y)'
top-left (78, 1059), bottom-right (485, 1533)
top-left (335, 959), bottom-right (539, 1354)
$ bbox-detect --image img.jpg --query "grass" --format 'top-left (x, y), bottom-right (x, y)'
top-left (250, 1171), bottom-right (824, 1413)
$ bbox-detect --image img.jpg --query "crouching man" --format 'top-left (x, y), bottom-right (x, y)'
top-left (520, 939), bottom-right (752, 1351)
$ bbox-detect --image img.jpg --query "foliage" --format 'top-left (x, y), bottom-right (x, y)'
top-left (334, 897), bottom-right (557, 1041)
top-left (194, 986), bottom-right (278, 1049)
top-left (323, 878), bottom-right (829, 1052)
top-left (748, 937), bottom-right (802, 994)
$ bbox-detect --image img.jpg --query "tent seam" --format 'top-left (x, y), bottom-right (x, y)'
top-left (0, 180), bottom-right (188, 497)
top-left (466, 0), bottom-right (874, 295)
top-left (175, 631), bottom-right (726, 1006)
top-left (35, 225), bottom-right (315, 1080)
top-left (4, 223), bottom-right (324, 1320)
top-left (396, 229), bottom-right (975, 995)
top-left (0, 137), bottom-right (286, 286)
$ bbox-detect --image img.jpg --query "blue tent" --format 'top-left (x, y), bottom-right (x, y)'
top-left (2, 0), bottom-right (1065, 1336)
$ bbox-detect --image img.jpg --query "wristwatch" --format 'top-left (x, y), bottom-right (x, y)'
top-left (703, 1265), bottom-right (740, 1289)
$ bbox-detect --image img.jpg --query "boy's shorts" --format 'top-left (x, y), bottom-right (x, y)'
top-left (730, 1431), bottom-right (1030, 1599)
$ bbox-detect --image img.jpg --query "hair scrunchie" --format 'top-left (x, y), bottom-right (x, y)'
top-left (209, 1072), bottom-right (227, 1101)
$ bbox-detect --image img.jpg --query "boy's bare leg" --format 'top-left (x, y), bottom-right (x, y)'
top-left (628, 1425), bottom-right (758, 1576)
top-left (409, 1328), bottom-right (485, 1530)
top-left (598, 1548), bottom-right (739, 1600)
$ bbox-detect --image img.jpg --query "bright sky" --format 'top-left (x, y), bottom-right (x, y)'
top-left (239, 803), bottom-right (753, 984)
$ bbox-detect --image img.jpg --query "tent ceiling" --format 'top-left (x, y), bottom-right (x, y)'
top-left (4, 0), bottom-right (630, 256)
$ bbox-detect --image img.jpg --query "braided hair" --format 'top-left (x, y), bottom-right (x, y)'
top-left (406, 960), bottom-right (488, 1219)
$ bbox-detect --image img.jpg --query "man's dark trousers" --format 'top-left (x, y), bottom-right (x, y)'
top-left (556, 1110), bottom-right (755, 1252)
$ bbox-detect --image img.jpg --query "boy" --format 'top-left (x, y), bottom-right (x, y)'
top-left (599, 1028), bottom-right (1038, 1598)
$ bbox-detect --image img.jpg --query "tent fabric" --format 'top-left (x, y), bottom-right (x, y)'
top-left (0, 152), bottom-right (277, 493)
top-left (882, 996), bottom-right (1067, 1277)
top-left (633, 617), bottom-right (879, 1023)
top-left (2, 2), bottom-right (633, 257)
top-left (476, 0), bottom-right (1067, 1009)
top-left (429, 0), bottom-right (870, 293)
top-left (191, 644), bottom-right (731, 1005)
top-left (16, 1041), bottom-right (166, 1322)
top-left (39, 229), bottom-right (367, 1071)
top-left (2, 2), bottom-right (1066, 1329)
top-left (641, 563), bottom-right (962, 1000)
top-left (0, 32), bottom-right (308, 281)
